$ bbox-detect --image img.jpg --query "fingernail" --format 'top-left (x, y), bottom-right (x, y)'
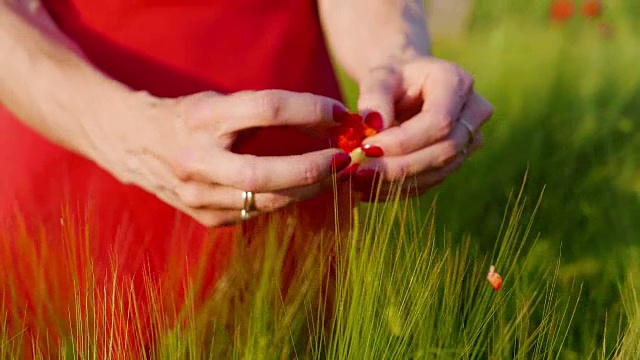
top-left (332, 105), bottom-right (350, 123)
top-left (364, 111), bottom-right (384, 132)
top-left (331, 152), bottom-right (352, 173)
top-left (337, 163), bottom-right (360, 181)
top-left (361, 144), bottom-right (384, 158)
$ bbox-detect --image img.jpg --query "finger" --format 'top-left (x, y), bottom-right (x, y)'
top-left (449, 93), bottom-right (491, 156)
top-left (358, 137), bottom-right (460, 183)
top-left (182, 90), bottom-right (348, 133)
top-left (174, 148), bottom-right (352, 193)
top-left (464, 131), bottom-right (484, 157)
top-left (357, 66), bottom-right (402, 129)
top-left (362, 62), bottom-right (475, 156)
top-left (188, 208), bottom-right (251, 228)
top-left (358, 155), bottom-right (465, 202)
top-left (458, 93), bottom-right (494, 133)
top-left (398, 156), bottom-right (465, 200)
top-left (355, 129), bottom-right (482, 201)
top-left (174, 177), bottom-right (340, 212)
top-left (362, 124), bottom-right (483, 182)
top-left (146, 185), bottom-right (239, 227)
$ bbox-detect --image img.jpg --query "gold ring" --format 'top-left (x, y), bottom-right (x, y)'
top-left (459, 119), bottom-right (475, 155)
top-left (241, 191), bottom-right (257, 221)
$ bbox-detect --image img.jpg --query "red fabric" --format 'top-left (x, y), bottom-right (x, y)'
top-left (0, 0), bottom-right (343, 352)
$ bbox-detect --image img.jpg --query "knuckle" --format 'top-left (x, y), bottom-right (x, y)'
top-left (438, 61), bottom-right (460, 75)
top-left (385, 128), bottom-right (410, 155)
top-left (437, 140), bottom-right (460, 167)
top-left (300, 160), bottom-right (324, 186)
top-left (179, 92), bottom-right (217, 130)
top-left (435, 61), bottom-right (474, 96)
top-left (451, 64), bottom-right (474, 94)
top-left (305, 93), bottom-right (325, 119)
top-left (172, 157), bottom-right (198, 181)
top-left (176, 184), bottom-right (204, 208)
top-left (237, 161), bottom-right (261, 192)
top-left (255, 90), bottom-right (284, 123)
top-left (434, 114), bottom-right (455, 139)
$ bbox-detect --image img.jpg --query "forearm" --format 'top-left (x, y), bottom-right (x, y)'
top-left (0, 1), bottom-right (142, 164)
top-left (319, 0), bottom-right (432, 81)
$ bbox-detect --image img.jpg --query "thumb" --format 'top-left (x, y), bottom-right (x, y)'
top-left (357, 66), bottom-right (402, 131)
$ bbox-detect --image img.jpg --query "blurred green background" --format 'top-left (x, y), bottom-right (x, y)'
top-left (339, 0), bottom-right (640, 354)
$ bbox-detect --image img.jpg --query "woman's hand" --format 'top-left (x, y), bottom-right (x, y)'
top-left (106, 90), bottom-right (352, 227)
top-left (353, 57), bottom-right (493, 200)
top-left (1, 3), bottom-right (354, 227)
top-left (319, 0), bottom-right (492, 201)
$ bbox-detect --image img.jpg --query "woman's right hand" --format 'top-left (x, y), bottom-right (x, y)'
top-left (1, 2), bottom-right (353, 227)
top-left (98, 90), bottom-right (353, 227)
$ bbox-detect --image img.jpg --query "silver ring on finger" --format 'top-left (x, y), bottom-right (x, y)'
top-left (241, 191), bottom-right (258, 221)
top-left (459, 119), bottom-right (475, 155)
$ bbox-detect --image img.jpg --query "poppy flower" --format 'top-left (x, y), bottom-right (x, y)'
top-left (332, 111), bottom-right (378, 153)
top-left (550, 0), bottom-right (575, 22)
top-left (487, 265), bottom-right (503, 291)
top-left (331, 110), bottom-right (383, 173)
top-left (582, 0), bottom-right (603, 18)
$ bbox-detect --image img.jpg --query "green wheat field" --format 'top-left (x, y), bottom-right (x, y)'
top-left (2, 0), bottom-right (640, 358)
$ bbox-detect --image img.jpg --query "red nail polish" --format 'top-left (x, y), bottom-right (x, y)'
top-left (361, 144), bottom-right (384, 158)
top-left (337, 163), bottom-right (360, 181)
top-left (364, 111), bottom-right (384, 132)
top-left (331, 153), bottom-right (352, 173)
top-left (332, 105), bottom-right (350, 123)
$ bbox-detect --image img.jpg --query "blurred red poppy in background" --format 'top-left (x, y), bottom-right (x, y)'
top-left (582, 0), bottom-right (603, 18)
top-left (550, 0), bottom-right (575, 22)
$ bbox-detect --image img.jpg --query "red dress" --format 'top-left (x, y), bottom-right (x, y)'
top-left (0, 0), bottom-right (344, 353)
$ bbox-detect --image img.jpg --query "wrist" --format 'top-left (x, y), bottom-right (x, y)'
top-left (321, 0), bottom-right (432, 82)
top-left (337, 36), bottom-right (432, 84)
top-left (365, 49), bottom-right (428, 72)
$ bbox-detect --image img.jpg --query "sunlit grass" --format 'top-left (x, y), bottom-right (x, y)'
top-left (1, 177), bottom-right (595, 359)
top-left (418, 4), bottom-right (640, 356)
top-left (2, 0), bottom-right (640, 357)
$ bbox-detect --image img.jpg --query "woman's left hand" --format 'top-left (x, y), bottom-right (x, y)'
top-left (352, 56), bottom-right (493, 200)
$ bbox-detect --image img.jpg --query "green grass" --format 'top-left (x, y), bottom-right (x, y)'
top-left (1, 181), bottom-right (585, 359)
top-left (2, 0), bottom-right (640, 358)
top-left (421, 5), bottom-right (640, 356)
